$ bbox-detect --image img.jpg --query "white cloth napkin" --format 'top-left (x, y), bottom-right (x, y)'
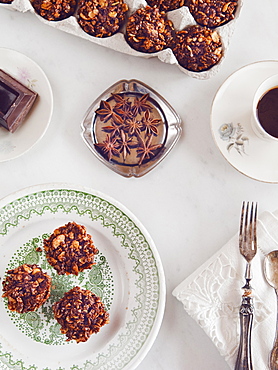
top-left (173, 210), bottom-right (278, 370)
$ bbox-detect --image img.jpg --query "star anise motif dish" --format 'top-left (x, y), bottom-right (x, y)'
top-left (81, 79), bottom-right (181, 177)
top-left (117, 130), bottom-right (137, 161)
top-left (142, 110), bottom-right (161, 136)
top-left (93, 91), bottom-right (164, 166)
top-left (124, 117), bottom-right (143, 137)
top-left (137, 135), bottom-right (163, 165)
top-left (102, 121), bottom-right (123, 137)
top-left (95, 100), bottom-right (123, 124)
top-left (132, 93), bottom-right (153, 115)
top-left (94, 134), bottom-right (120, 161)
top-left (111, 93), bottom-right (132, 111)
top-left (114, 105), bottom-right (134, 121)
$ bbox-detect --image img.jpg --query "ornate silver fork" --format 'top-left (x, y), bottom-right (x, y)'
top-left (235, 201), bottom-right (258, 370)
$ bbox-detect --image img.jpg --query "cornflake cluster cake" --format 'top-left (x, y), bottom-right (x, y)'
top-left (1, 222), bottom-right (109, 343)
top-left (125, 6), bottom-right (175, 53)
top-left (43, 221), bottom-right (98, 275)
top-left (30, 0), bottom-right (77, 21)
top-left (53, 286), bottom-right (110, 343)
top-left (2, 264), bottom-right (51, 313)
top-left (0, 0), bottom-right (242, 78)
top-left (172, 24), bottom-right (222, 72)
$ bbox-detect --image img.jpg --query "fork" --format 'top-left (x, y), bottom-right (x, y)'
top-left (235, 201), bottom-right (258, 370)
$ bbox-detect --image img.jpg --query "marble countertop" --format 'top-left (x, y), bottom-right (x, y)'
top-left (1, 1), bottom-right (278, 368)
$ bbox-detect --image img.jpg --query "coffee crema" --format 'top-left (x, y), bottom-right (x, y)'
top-left (257, 87), bottom-right (278, 138)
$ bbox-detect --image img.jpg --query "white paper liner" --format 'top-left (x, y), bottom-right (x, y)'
top-left (1, 0), bottom-right (243, 79)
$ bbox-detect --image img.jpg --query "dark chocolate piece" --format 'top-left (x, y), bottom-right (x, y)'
top-left (0, 69), bottom-right (38, 133)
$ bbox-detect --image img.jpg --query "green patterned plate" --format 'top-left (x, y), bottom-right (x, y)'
top-left (0, 184), bottom-right (165, 370)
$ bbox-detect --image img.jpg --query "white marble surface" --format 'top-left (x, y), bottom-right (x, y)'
top-left (1, 1), bottom-right (278, 369)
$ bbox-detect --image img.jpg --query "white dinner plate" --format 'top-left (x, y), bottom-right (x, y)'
top-left (0, 48), bottom-right (53, 162)
top-left (0, 184), bottom-right (165, 370)
top-left (211, 60), bottom-right (278, 183)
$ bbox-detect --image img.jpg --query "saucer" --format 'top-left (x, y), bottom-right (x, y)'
top-left (211, 60), bottom-right (278, 183)
top-left (0, 48), bottom-right (53, 162)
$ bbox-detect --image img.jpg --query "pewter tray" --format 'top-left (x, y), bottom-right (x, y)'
top-left (81, 79), bottom-right (182, 177)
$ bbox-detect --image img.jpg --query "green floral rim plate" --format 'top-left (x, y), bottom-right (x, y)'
top-left (0, 184), bottom-right (165, 370)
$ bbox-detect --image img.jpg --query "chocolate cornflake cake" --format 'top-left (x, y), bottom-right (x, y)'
top-left (30, 0), bottom-right (77, 21)
top-left (172, 25), bottom-right (222, 72)
top-left (2, 264), bottom-right (51, 313)
top-left (146, 0), bottom-right (185, 12)
top-left (53, 286), bottom-right (109, 343)
top-left (188, 0), bottom-right (238, 28)
top-left (126, 6), bottom-right (174, 53)
top-left (77, 0), bottom-right (128, 38)
top-left (43, 222), bottom-right (98, 275)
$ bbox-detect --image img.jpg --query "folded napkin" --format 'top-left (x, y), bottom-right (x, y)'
top-left (173, 210), bottom-right (278, 370)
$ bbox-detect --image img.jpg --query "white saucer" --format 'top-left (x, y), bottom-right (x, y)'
top-left (0, 48), bottom-right (53, 162)
top-left (211, 60), bottom-right (278, 183)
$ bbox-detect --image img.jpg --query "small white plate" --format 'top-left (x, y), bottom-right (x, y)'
top-left (0, 183), bottom-right (165, 370)
top-left (211, 60), bottom-right (278, 183)
top-left (0, 48), bottom-right (53, 162)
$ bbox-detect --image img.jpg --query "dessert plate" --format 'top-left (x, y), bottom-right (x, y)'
top-left (0, 183), bottom-right (165, 370)
top-left (0, 48), bottom-right (53, 162)
top-left (211, 60), bottom-right (278, 183)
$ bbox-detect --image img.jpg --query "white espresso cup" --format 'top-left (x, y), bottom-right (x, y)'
top-left (251, 74), bottom-right (278, 142)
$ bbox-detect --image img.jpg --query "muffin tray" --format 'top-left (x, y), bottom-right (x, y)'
top-left (1, 0), bottom-right (243, 79)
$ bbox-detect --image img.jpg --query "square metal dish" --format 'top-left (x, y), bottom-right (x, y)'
top-left (81, 79), bottom-right (181, 177)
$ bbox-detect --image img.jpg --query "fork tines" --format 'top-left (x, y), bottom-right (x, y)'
top-left (239, 201), bottom-right (258, 261)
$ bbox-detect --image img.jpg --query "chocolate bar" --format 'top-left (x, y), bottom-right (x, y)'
top-left (0, 69), bottom-right (38, 133)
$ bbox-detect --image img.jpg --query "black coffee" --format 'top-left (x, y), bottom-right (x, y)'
top-left (257, 87), bottom-right (278, 138)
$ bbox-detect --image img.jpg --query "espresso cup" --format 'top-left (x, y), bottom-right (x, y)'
top-left (251, 74), bottom-right (278, 142)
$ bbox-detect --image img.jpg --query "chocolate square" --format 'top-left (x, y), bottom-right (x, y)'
top-left (0, 69), bottom-right (38, 133)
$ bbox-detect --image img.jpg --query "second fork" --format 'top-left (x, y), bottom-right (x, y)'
top-left (235, 201), bottom-right (258, 370)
